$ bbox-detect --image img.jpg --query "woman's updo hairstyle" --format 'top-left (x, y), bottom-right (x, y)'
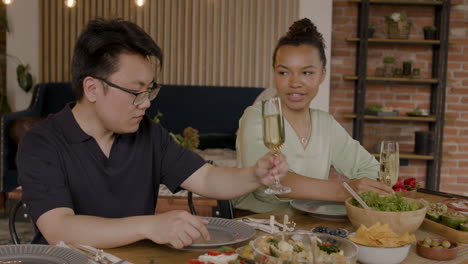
top-left (272, 18), bottom-right (326, 68)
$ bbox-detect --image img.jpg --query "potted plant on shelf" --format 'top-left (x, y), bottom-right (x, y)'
top-left (412, 68), bottom-right (421, 78)
top-left (394, 67), bottom-right (403, 77)
top-left (385, 11), bottom-right (411, 39)
top-left (383, 56), bottom-right (395, 77)
top-left (402, 60), bottom-right (412, 77)
top-left (423, 25), bottom-right (437, 40)
top-left (368, 24), bottom-right (376, 38)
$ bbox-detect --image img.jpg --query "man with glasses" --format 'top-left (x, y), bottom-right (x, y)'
top-left (16, 18), bottom-right (288, 249)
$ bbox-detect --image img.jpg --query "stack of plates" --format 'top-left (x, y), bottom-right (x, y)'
top-left (290, 199), bottom-right (348, 221)
top-left (0, 244), bottom-right (88, 264)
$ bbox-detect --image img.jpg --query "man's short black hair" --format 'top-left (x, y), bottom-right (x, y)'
top-left (71, 18), bottom-right (163, 100)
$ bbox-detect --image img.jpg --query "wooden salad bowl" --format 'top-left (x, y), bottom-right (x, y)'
top-left (345, 197), bottom-right (428, 235)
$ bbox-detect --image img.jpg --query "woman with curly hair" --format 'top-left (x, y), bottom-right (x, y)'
top-left (234, 18), bottom-right (393, 214)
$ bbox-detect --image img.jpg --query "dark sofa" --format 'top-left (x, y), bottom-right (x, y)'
top-left (0, 82), bottom-right (264, 193)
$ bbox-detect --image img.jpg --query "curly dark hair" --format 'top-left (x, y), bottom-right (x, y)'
top-left (272, 18), bottom-right (326, 68)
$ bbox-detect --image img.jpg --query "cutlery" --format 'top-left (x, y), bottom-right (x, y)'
top-left (68, 244), bottom-right (119, 264)
top-left (342, 182), bottom-right (371, 210)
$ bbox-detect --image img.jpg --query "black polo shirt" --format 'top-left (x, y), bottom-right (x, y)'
top-left (17, 103), bottom-right (205, 244)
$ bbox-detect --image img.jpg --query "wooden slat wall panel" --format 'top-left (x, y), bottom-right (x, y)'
top-left (39, 0), bottom-right (299, 87)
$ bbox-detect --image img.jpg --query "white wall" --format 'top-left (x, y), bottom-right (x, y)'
top-left (300, 0), bottom-right (332, 112)
top-left (6, 0), bottom-right (39, 111)
top-left (5, 1), bottom-right (332, 112)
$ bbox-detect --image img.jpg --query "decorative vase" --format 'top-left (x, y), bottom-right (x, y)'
top-left (394, 68), bottom-right (403, 77)
top-left (403, 62), bottom-right (412, 77)
top-left (386, 21), bottom-right (411, 39)
top-left (375, 67), bottom-right (384, 77)
top-left (368, 27), bottom-right (375, 38)
top-left (412, 68), bottom-right (421, 78)
top-left (384, 63), bottom-right (394, 77)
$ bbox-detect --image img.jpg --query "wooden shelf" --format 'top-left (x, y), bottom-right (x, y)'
top-left (346, 38), bottom-right (456, 45)
top-left (343, 113), bottom-right (437, 122)
top-left (349, 0), bottom-right (462, 5)
top-left (349, 0), bottom-right (443, 6)
top-left (372, 152), bottom-right (434, 160)
top-left (344, 75), bottom-right (438, 83)
top-left (347, 38), bottom-right (438, 45)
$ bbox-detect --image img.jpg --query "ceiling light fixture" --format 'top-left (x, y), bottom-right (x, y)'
top-left (2, 0), bottom-right (13, 5)
top-left (135, 0), bottom-right (145, 7)
top-left (65, 0), bottom-right (76, 8)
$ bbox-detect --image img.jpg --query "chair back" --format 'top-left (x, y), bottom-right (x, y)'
top-left (8, 200), bottom-right (38, 244)
top-left (187, 191), bottom-right (234, 219)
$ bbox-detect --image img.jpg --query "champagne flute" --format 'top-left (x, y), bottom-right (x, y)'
top-left (378, 141), bottom-right (400, 187)
top-left (262, 97), bottom-right (291, 194)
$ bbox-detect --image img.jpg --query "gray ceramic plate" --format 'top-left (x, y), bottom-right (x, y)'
top-left (181, 217), bottom-right (255, 250)
top-left (0, 244), bottom-right (88, 264)
top-left (290, 199), bottom-right (348, 221)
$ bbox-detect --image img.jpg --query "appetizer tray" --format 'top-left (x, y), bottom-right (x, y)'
top-left (421, 218), bottom-right (468, 243)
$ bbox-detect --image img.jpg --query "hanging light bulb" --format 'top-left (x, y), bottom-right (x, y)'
top-left (135, 0), bottom-right (145, 7)
top-left (2, 0), bottom-right (13, 5)
top-left (65, 0), bottom-right (76, 8)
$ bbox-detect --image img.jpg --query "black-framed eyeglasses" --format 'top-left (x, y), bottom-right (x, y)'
top-left (93, 76), bottom-right (161, 105)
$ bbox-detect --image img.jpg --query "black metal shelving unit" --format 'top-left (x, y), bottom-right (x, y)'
top-left (346, 0), bottom-right (453, 191)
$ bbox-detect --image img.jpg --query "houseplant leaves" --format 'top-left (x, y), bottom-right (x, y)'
top-left (17, 64), bottom-right (33, 92)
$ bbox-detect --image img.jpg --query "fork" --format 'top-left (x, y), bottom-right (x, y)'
top-left (68, 244), bottom-right (119, 264)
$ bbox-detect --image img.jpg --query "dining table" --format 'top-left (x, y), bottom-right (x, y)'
top-left (106, 190), bottom-right (468, 264)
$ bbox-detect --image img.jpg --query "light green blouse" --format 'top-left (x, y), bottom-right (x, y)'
top-left (233, 102), bottom-right (379, 213)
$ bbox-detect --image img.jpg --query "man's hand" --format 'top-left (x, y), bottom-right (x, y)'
top-left (254, 152), bottom-right (289, 186)
top-left (347, 177), bottom-right (394, 195)
top-left (145, 210), bottom-right (210, 249)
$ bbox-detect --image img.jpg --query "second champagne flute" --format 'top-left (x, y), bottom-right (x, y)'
top-left (262, 97), bottom-right (291, 194)
top-left (378, 140), bottom-right (400, 187)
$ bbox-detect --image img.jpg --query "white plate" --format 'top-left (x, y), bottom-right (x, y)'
top-left (0, 244), bottom-right (88, 264)
top-left (290, 200), bottom-right (348, 221)
top-left (180, 217), bottom-right (255, 250)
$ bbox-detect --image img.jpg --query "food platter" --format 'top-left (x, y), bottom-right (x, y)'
top-left (180, 217), bottom-right (255, 250)
top-left (440, 198), bottom-right (468, 214)
top-left (290, 199), bottom-right (348, 221)
top-left (0, 244), bottom-right (88, 264)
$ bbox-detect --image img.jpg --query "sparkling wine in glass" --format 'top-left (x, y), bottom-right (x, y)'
top-left (262, 97), bottom-right (291, 194)
top-left (378, 141), bottom-right (400, 187)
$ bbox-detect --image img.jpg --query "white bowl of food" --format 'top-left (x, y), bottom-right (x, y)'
top-left (354, 241), bottom-right (411, 264)
top-left (252, 232), bottom-right (358, 264)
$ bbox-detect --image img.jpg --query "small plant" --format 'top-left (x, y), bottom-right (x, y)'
top-left (423, 25), bottom-right (437, 40)
top-left (0, 15), bottom-right (8, 33)
top-left (423, 25), bottom-right (437, 31)
top-left (153, 112), bottom-right (200, 151)
top-left (366, 105), bottom-right (383, 113)
top-left (402, 60), bottom-right (412, 76)
top-left (383, 56), bottom-right (395, 64)
top-left (367, 24), bottom-right (376, 38)
top-left (386, 12), bottom-right (407, 23)
top-left (16, 64), bottom-right (33, 92)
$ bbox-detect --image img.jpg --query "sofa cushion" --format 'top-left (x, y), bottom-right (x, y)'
top-left (150, 85), bottom-right (264, 135)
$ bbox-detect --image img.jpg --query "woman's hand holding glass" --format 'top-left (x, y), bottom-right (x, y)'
top-left (262, 97), bottom-right (291, 194)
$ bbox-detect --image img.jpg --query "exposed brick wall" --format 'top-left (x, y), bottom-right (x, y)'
top-left (330, 0), bottom-right (468, 196)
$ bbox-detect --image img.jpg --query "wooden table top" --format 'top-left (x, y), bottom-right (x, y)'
top-left (106, 192), bottom-right (468, 264)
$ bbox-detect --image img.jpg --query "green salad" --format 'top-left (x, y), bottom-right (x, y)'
top-left (351, 192), bottom-right (421, 212)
